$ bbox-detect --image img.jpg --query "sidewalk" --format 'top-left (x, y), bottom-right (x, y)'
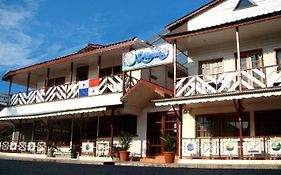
top-left (0, 152), bottom-right (280, 170)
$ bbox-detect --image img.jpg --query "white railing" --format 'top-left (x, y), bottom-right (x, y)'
top-left (0, 141), bottom-right (47, 154)
top-left (182, 136), bottom-right (281, 159)
top-left (176, 64), bottom-right (281, 97)
top-left (9, 74), bottom-right (135, 106)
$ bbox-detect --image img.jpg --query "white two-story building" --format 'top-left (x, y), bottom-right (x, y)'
top-left (154, 0), bottom-right (281, 160)
top-left (1, 0), bottom-right (280, 163)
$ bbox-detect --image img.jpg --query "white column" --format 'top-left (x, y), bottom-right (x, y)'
top-left (235, 27), bottom-right (242, 91)
top-left (173, 41), bottom-right (177, 97)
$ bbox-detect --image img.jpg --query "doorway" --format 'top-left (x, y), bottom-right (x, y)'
top-left (146, 112), bottom-right (179, 157)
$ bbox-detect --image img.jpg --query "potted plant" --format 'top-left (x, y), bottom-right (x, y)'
top-left (117, 131), bottom-right (133, 161)
top-left (160, 134), bottom-right (176, 163)
top-left (70, 145), bottom-right (78, 159)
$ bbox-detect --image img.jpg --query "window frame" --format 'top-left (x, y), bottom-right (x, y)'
top-left (199, 58), bottom-right (223, 75)
top-left (234, 0), bottom-right (257, 11)
top-left (235, 49), bottom-right (263, 70)
top-left (196, 112), bottom-right (250, 138)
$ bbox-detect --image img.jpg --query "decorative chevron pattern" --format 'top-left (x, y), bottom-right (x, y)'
top-left (176, 65), bottom-right (281, 97)
top-left (8, 74), bottom-right (127, 106)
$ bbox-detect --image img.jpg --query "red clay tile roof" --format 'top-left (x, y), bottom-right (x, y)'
top-left (2, 37), bottom-right (137, 81)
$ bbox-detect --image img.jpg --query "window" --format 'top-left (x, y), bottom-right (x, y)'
top-left (196, 113), bottom-right (250, 137)
top-left (238, 50), bottom-right (263, 70)
top-left (255, 110), bottom-right (281, 136)
top-left (48, 77), bottom-right (65, 87)
top-left (76, 66), bottom-right (89, 81)
top-left (100, 65), bottom-right (122, 78)
top-left (234, 0), bottom-right (256, 10)
top-left (199, 59), bottom-right (223, 75)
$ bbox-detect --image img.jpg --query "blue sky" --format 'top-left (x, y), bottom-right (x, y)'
top-left (0, 0), bottom-right (210, 93)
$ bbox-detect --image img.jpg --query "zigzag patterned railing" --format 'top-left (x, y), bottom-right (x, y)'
top-left (9, 74), bottom-right (127, 106)
top-left (176, 64), bottom-right (281, 97)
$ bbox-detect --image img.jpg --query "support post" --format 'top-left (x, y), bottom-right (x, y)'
top-left (98, 56), bottom-right (101, 78)
top-left (173, 40), bottom-right (177, 97)
top-left (97, 116), bottom-right (100, 137)
top-left (110, 109), bottom-right (115, 156)
top-left (31, 120), bottom-right (35, 141)
top-left (235, 27), bottom-right (242, 92)
top-left (26, 73), bottom-right (31, 95)
top-left (70, 116), bottom-right (74, 149)
top-left (234, 99), bottom-right (243, 159)
top-left (19, 120), bottom-right (22, 142)
top-left (45, 68), bottom-right (50, 90)
top-left (8, 78), bottom-right (13, 106)
top-left (179, 105), bottom-right (183, 159)
top-left (70, 62), bottom-right (74, 83)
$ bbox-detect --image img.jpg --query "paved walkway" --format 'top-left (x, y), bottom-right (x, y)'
top-left (0, 153), bottom-right (281, 175)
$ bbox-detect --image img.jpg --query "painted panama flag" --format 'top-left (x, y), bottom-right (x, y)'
top-left (78, 78), bottom-right (100, 97)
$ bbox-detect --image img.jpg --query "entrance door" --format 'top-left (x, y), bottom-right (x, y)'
top-left (146, 112), bottom-right (178, 157)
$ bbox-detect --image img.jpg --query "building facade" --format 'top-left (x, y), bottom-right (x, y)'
top-left (0, 0), bottom-right (281, 162)
top-left (155, 0), bottom-right (281, 160)
top-left (0, 37), bottom-right (182, 160)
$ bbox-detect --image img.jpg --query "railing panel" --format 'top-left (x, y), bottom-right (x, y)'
top-left (181, 136), bottom-right (281, 159)
top-left (176, 65), bottom-right (281, 97)
top-left (200, 138), bottom-right (220, 157)
top-left (243, 137), bottom-right (263, 156)
top-left (182, 138), bottom-right (199, 157)
top-left (220, 138), bottom-right (239, 157)
top-left (267, 137), bottom-right (281, 156)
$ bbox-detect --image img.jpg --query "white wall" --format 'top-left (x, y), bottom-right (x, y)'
top-left (188, 0), bottom-right (281, 31)
top-left (188, 33), bottom-right (281, 76)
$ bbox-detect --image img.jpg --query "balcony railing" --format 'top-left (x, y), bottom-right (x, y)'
top-left (9, 74), bottom-right (138, 106)
top-left (176, 64), bottom-right (281, 97)
top-left (182, 136), bottom-right (281, 159)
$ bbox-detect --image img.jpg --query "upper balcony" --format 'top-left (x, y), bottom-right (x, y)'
top-left (8, 73), bottom-right (138, 106)
top-left (176, 64), bottom-right (281, 97)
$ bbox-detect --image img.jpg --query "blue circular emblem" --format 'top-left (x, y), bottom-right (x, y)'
top-left (187, 143), bottom-right (194, 151)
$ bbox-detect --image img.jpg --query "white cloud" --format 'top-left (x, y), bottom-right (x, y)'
top-left (0, 0), bottom-right (42, 70)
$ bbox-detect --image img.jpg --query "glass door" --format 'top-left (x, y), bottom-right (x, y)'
top-left (146, 112), bottom-right (178, 156)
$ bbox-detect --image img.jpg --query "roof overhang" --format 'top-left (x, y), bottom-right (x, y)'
top-left (154, 88), bottom-right (281, 107)
top-left (121, 80), bottom-right (173, 108)
top-left (0, 93), bottom-right (123, 120)
top-left (165, 10), bottom-right (281, 42)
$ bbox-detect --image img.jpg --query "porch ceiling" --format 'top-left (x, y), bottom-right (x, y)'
top-left (174, 15), bottom-right (281, 51)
